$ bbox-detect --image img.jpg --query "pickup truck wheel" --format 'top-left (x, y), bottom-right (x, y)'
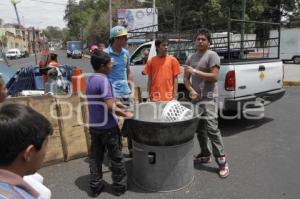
top-left (293, 56), bottom-right (300, 64)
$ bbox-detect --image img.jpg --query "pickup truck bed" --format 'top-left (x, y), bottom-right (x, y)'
top-left (130, 41), bottom-right (285, 112)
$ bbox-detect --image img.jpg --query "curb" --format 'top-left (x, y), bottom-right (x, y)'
top-left (83, 54), bottom-right (90, 59)
top-left (283, 81), bottom-right (300, 87)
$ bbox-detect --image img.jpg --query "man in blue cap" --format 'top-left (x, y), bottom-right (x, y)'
top-left (105, 25), bottom-right (134, 157)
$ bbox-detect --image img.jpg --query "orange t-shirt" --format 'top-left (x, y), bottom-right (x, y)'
top-left (143, 55), bottom-right (181, 101)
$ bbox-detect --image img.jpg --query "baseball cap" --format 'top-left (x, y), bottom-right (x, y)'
top-left (110, 26), bottom-right (128, 39)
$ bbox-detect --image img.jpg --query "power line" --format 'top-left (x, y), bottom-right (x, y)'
top-left (25, 0), bottom-right (67, 6)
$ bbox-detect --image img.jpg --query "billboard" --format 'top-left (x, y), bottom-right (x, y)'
top-left (117, 8), bottom-right (158, 32)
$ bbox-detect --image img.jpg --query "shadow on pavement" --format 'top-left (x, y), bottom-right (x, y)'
top-left (219, 116), bottom-right (274, 137)
top-left (193, 162), bottom-right (218, 174)
top-left (74, 174), bottom-right (90, 196)
top-left (74, 157), bottom-right (151, 196)
top-left (75, 175), bottom-right (117, 197)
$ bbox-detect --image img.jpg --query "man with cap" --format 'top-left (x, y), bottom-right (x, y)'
top-left (104, 25), bottom-right (134, 157)
top-left (105, 25), bottom-right (133, 98)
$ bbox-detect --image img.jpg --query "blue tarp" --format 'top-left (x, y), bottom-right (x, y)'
top-left (0, 64), bottom-right (17, 83)
top-left (6, 65), bottom-right (74, 97)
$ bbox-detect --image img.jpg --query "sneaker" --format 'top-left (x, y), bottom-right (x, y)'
top-left (194, 153), bottom-right (212, 164)
top-left (113, 190), bottom-right (126, 197)
top-left (90, 184), bottom-right (104, 197)
top-left (217, 157), bottom-right (229, 178)
top-left (112, 187), bottom-right (126, 196)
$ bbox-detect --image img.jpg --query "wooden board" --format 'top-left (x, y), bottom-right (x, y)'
top-left (6, 96), bottom-right (30, 106)
top-left (28, 96), bottom-right (64, 166)
top-left (56, 95), bottom-right (88, 161)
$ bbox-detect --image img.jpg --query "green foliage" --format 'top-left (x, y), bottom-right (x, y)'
top-left (62, 0), bottom-right (300, 45)
top-left (0, 35), bottom-right (8, 48)
top-left (42, 26), bottom-right (63, 40)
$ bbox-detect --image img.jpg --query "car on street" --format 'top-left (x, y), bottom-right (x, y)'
top-left (71, 49), bottom-right (82, 59)
top-left (6, 49), bottom-right (21, 59)
top-left (21, 51), bottom-right (29, 58)
top-left (66, 41), bottom-right (82, 58)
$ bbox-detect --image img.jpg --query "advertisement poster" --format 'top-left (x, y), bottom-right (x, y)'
top-left (117, 8), bottom-right (158, 32)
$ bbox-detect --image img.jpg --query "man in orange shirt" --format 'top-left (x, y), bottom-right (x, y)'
top-left (143, 38), bottom-right (181, 101)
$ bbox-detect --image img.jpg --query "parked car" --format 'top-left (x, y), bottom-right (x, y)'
top-left (6, 49), bottom-right (21, 59)
top-left (21, 51), bottom-right (29, 58)
top-left (71, 49), bottom-right (82, 59)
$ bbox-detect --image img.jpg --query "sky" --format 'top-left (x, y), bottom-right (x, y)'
top-left (0, 0), bottom-right (72, 29)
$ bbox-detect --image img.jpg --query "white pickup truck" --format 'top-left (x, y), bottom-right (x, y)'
top-left (129, 40), bottom-right (285, 112)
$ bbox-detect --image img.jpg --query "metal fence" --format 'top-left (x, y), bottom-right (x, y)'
top-left (127, 18), bottom-right (281, 64)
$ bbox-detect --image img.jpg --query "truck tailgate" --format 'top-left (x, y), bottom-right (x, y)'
top-left (234, 61), bottom-right (283, 98)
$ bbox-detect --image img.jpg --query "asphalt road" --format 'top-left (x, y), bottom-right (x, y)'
top-left (1, 50), bottom-right (92, 73)
top-left (38, 87), bottom-right (300, 199)
top-left (1, 49), bottom-right (299, 82)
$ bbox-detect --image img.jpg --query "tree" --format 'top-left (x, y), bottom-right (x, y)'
top-left (147, 0), bottom-right (299, 31)
top-left (63, 0), bottom-right (300, 46)
top-left (0, 35), bottom-right (8, 48)
top-left (42, 26), bottom-right (63, 41)
top-left (64, 0), bottom-right (142, 46)
top-left (64, 0), bottom-right (83, 40)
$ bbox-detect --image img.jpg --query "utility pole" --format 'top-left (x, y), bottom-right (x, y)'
top-left (174, 0), bottom-right (182, 32)
top-left (11, 0), bottom-right (21, 25)
top-left (109, 0), bottom-right (112, 30)
top-left (152, 0), bottom-right (156, 39)
top-left (32, 28), bottom-right (37, 65)
top-left (240, 0), bottom-right (246, 59)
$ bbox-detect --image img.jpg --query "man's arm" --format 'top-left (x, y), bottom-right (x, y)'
top-left (147, 76), bottom-right (152, 100)
top-left (183, 69), bottom-right (200, 101)
top-left (173, 76), bottom-right (178, 100)
top-left (116, 100), bottom-right (128, 109)
top-left (105, 98), bottom-right (133, 118)
top-left (185, 65), bottom-right (219, 81)
top-left (127, 64), bottom-right (134, 81)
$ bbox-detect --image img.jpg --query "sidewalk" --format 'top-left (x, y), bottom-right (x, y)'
top-left (283, 63), bottom-right (300, 86)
